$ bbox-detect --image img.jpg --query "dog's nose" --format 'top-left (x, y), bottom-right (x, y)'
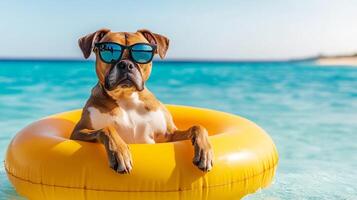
top-left (117, 60), bottom-right (135, 72)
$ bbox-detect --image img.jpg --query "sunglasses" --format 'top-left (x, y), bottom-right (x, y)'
top-left (94, 42), bottom-right (157, 64)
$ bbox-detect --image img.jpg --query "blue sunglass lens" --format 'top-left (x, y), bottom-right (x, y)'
top-left (98, 43), bottom-right (122, 63)
top-left (131, 44), bottom-right (154, 63)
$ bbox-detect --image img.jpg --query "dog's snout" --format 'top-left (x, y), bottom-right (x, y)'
top-left (117, 60), bottom-right (135, 72)
top-left (104, 59), bottom-right (143, 91)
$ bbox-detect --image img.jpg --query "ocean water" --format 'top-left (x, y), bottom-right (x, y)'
top-left (0, 60), bottom-right (356, 200)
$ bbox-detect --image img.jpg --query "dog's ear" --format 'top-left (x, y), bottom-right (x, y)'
top-left (78, 28), bottom-right (111, 59)
top-left (137, 29), bottom-right (170, 59)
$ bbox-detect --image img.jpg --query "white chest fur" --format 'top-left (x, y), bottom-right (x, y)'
top-left (88, 93), bottom-right (167, 144)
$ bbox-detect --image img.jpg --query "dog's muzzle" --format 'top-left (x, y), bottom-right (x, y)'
top-left (104, 60), bottom-right (144, 91)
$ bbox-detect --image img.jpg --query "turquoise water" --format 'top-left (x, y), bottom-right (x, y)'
top-left (0, 60), bottom-right (356, 199)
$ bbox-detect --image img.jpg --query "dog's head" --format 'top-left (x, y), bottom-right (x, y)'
top-left (78, 29), bottom-right (169, 99)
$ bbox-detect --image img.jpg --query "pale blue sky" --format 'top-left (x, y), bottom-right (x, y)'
top-left (1, 0), bottom-right (357, 60)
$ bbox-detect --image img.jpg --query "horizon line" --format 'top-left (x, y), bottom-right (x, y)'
top-left (0, 56), bottom-right (317, 63)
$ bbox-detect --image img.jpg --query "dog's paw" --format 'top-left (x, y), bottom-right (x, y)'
top-left (190, 125), bottom-right (214, 172)
top-left (108, 146), bottom-right (133, 174)
top-left (193, 142), bottom-right (213, 172)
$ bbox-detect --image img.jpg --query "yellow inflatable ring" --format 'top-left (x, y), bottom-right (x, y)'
top-left (5, 105), bottom-right (278, 200)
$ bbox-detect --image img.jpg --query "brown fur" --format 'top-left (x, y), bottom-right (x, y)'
top-left (71, 29), bottom-right (213, 173)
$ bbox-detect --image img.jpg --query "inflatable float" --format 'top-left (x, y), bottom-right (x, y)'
top-left (5, 105), bottom-right (278, 200)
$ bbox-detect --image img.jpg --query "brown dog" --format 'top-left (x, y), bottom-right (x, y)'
top-left (70, 29), bottom-right (213, 174)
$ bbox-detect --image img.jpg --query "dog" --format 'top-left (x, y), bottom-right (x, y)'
top-left (70, 28), bottom-right (213, 174)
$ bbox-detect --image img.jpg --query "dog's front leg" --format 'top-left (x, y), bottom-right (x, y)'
top-left (165, 125), bottom-right (213, 171)
top-left (70, 126), bottom-right (132, 174)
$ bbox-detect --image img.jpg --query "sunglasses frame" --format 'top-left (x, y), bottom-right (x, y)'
top-left (94, 42), bottom-right (157, 64)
